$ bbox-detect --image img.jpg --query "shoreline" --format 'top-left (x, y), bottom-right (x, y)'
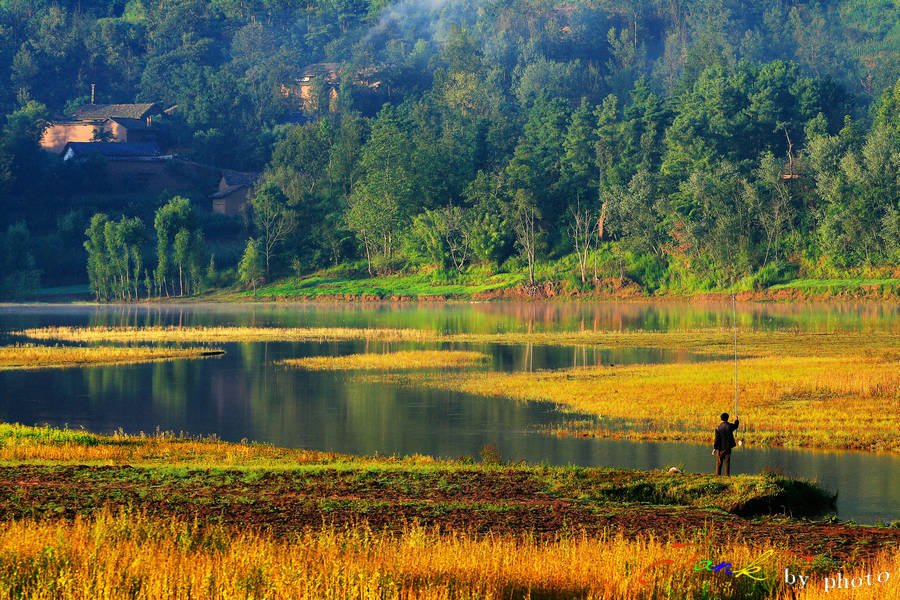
top-left (6, 291), bottom-right (900, 306)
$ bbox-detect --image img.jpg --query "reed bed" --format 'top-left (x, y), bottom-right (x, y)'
top-left (3, 508), bottom-right (892, 600)
top-left (15, 326), bottom-right (434, 344)
top-left (386, 355), bottom-right (900, 451)
top-left (279, 350), bottom-right (489, 371)
top-left (0, 344), bottom-right (223, 370)
top-left (15, 326), bottom-right (900, 358)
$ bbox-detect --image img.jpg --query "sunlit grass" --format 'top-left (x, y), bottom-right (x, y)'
top-left (15, 325), bottom-right (434, 344)
top-left (0, 344), bottom-right (224, 370)
top-left (244, 270), bottom-right (524, 299)
top-left (0, 508), bottom-right (894, 600)
top-left (279, 350), bottom-right (489, 371)
top-left (15, 326), bottom-right (900, 359)
top-left (382, 355), bottom-right (900, 451)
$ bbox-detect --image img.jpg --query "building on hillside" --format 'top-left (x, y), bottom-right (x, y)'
top-left (41, 103), bottom-right (171, 154)
top-left (62, 142), bottom-right (163, 161)
top-left (61, 142), bottom-right (206, 194)
top-left (210, 170), bottom-right (260, 216)
top-left (280, 63), bottom-right (382, 113)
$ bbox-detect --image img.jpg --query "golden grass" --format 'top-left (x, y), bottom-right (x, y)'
top-left (381, 355), bottom-right (900, 451)
top-left (0, 344), bottom-right (224, 370)
top-left (16, 325), bottom-right (900, 359)
top-left (15, 325), bottom-right (434, 344)
top-left (1, 509), bottom-right (894, 600)
top-left (279, 350), bottom-right (489, 371)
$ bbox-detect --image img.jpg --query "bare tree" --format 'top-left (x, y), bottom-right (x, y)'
top-left (568, 197), bottom-right (595, 285)
top-left (442, 205), bottom-right (471, 274)
top-left (513, 190), bottom-right (539, 284)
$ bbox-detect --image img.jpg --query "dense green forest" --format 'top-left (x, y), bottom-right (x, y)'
top-left (1, 0), bottom-right (899, 299)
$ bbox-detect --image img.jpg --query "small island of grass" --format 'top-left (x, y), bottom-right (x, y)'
top-left (279, 350), bottom-right (490, 371)
top-left (0, 344), bottom-right (224, 370)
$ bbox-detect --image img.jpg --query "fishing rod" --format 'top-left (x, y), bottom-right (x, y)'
top-left (732, 279), bottom-right (737, 417)
top-left (732, 278), bottom-right (742, 448)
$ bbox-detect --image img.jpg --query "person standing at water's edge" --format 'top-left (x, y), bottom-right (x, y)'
top-left (714, 413), bottom-right (739, 476)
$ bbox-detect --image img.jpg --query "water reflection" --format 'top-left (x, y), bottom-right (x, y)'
top-left (0, 302), bottom-right (898, 523)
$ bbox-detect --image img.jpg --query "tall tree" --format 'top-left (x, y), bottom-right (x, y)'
top-left (251, 184), bottom-right (296, 280)
top-left (346, 106), bottom-right (414, 272)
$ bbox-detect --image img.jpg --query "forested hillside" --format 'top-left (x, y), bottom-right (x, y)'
top-left (1, 0), bottom-right (899, 298)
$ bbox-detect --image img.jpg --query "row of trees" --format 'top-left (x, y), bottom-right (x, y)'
top-left (84, 198), bottom-right (208, 301)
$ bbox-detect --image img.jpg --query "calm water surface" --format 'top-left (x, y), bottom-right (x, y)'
top-left (0, 302), bottom-right (898, 523)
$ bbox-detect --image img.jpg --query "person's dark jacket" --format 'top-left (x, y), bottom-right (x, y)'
top-left (714, 419), bottom-right (740, 452)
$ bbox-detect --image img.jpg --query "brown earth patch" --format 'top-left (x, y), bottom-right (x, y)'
top-left (0, 466), bottom-right (896, 565)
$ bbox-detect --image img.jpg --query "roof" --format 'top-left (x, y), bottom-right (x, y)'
top-left (108, 117), bottom-right (154, 130)
top-left (221, 170), bottom-right (259, 187)
top-left (70, 103), bottom-right (162, 121)
top-left (210, 185), bottom-right (249, 199)
top-left (63, 142), bottom-right (161, 158)
top-left (299, 62), bottom-right (341, 78)
top-left (277, 112), bottom-right (311, 125)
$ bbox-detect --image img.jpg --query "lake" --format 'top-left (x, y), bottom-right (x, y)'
top-left (1, 301), bottom-right (898, 524)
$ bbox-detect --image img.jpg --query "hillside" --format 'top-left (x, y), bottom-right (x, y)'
top-left (1, 0), bottom-right (899, 299)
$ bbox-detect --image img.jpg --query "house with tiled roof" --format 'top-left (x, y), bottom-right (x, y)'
top-left (40, 103), bottom-right (169, 154)
top-left (69, 103), bottom-right (162, 121)
top-left (280, 63), bottom-right (383, 113)
top-left (61, 142), bottom-right (163, 161)
top-left (211, 170), bottom-right (260, 216)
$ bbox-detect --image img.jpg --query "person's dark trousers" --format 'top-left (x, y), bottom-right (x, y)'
top-left (716, 450), bottom-right (731, 476)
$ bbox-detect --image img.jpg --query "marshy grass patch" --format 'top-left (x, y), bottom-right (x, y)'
top-left (15, 326), bottom-right (900, 359)
top-left (386, 353), bottom-right (900, 451)
top-left (0, 344), bottom-right (224, 370)
top-left (278, 350), bottom-right (490, 371)
top-left (14, 325), bottom-right (435, 344)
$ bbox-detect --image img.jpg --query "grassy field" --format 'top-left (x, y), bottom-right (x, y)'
top-left (0, 424), bottom-right (896, 600)
top-left (768, 278), bottom-right (900, 292)
top-left (0, 344), bottom-right (224, 370)
top-left (240, 271), bottom-right (525, 300)
top-left (279, 350), bottom-right (490, 371)
top-left (221, 267), bottom-right (899, 301)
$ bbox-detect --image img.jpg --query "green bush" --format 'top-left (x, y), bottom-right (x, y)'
top-left (751, 261), bottom-right (798, 289)
top-left (626, 253), bottom-right (667, 291)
